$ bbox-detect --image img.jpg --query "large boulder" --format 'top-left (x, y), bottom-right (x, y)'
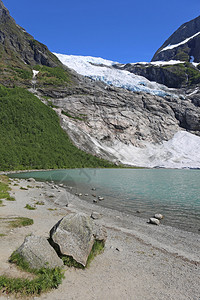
top-left (16, 235), bottom-right (63, 270)
top-left (50, 213), bottom-right (107, 267)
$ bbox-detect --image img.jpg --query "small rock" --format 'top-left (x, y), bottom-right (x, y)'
top-left (154, 213), bottom-right (164, 220)
top-left (91, 188), bottom-right (96, 191)
top-left (148, 218), bottom-right (160, 225)
top-left (85, 193), bottom-right (89, 196)
top-left (136, 210), bottom-right (141, 213)
top-left (27, 178), bottom-right (36, 183)
top-left (79, 193), bottom-right (82, 197)
top-left (98, 196), bottom-right (104, 201)
top-left (92, 194), bottom-right (96, 197)
top-left (59, 184), bottom-right (64, 187)
top-left (91, 212), bottom-right (101, 219)
top-left (93, 199), bottom-right (97, 203)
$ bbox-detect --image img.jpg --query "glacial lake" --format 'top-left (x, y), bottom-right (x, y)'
top-left (10, 169), bottom-right (200, 234)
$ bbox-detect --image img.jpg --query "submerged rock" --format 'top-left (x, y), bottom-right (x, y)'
top-left (50, 213), bottom-right (107, 267)
top-left (15, 235), bottom-right (63, 270)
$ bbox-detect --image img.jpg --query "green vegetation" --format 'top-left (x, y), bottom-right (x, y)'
top-left (25, 204), bottom-right (36, 210)
top-left (0, 234), bottom-right (6, 237)
top-left (9, 217), bottom-right (34, 228)
top-left (6, 196), bottom-right (15, 201)
top-left (0, 252), bottom-right (64, 296)
top-left (20, 187), bottom-right (28, 190)
top-left (0, 200), bottom-right (3, 206)
top-left (61, 240), bottom-right (104, 269)
top-left (0, 175), bottom-right (11, 200)
top-left (162, 62), bottom-right (200, 86)
top-left (34, 65), bottom-right (71, 86)
top-left (35, 201), bottom-right (45, 205)
top-left (0, 85), bottom-right (116, 171)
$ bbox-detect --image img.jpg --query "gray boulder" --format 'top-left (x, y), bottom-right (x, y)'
top-left (16, 235), bottom-right (63, 270)
top-left (50, 213), bottom-right (107, 267)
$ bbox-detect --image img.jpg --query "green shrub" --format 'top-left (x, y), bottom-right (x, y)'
top-left (25, 204), bottom-right (36, 210)
top-left (9, 217), bottom-right (34, 228)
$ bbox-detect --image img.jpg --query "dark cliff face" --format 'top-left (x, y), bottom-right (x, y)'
top-left (0, 0), bottom-right (61, 68)
top-left (152, 15), bottom-right (200, 62)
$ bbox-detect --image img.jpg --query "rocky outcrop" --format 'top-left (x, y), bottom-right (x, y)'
top-left (114, 62), bottom-right (200, 88)
top-left (152, 15), bottom-right (200, 62)
top-left (15, 234), bottom-right (63, 269)
top-left (50, 213), bottom-right (107, 267)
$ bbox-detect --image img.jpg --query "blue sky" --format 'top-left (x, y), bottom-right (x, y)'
top-left (3, 0), bottom-right (200, 63)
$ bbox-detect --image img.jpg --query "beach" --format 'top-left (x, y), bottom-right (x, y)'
top-left (0, 177), bottom-right (200, 300)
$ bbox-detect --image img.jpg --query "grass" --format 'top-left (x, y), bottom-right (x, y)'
top-left (6, 196), bottom-right (15, 201)
top-left (0, 234), bottom-right (6, 237)
top-left (0, 200), bottom-right (3, 206)
top-left (0, 252), bottom-right (64, 296)
top-left (61, 240), bottom-right (105, 268)
top-left (35, 201), bottom-right (45, 205)
top-left (24, 204), bottom-right (36, 210)
top-left (20, 187), bottom-right (28, 190)
top-left (9, 217), bottom-right (34, 228)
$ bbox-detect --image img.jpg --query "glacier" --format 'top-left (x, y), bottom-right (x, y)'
top-left (53, 53), bottom-right (200, 169)
top-left (54, 53), bottom-right (177, 97)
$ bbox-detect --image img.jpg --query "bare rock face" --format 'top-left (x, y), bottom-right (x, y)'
top-left (50, 213), bottom-right (107, 267)
top-left (16, 234), bottom-right (63, 270)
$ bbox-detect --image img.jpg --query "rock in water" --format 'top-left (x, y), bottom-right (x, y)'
top-left (50, 213), bottom-right (107, 267)
top-left (154, 213), bottom-right (164, 220)
top-left (16, 235), bottom-right (63, 270)
top-left (148, 218), bottom-right (160, 225)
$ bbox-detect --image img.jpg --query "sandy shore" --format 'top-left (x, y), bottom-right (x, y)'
top-left (0, 178), bottom-right (200, 300)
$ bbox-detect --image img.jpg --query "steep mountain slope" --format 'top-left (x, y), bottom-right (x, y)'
top-left (152, 15), bottom-right (200, 62)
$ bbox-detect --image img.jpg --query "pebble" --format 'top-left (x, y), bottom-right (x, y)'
top-left (78, 193), bottom-right (82, 197)
top-left (85, 193), bottom-right (89, 196)
top-left (91, 212), bottom-right (102, 219)
top-left (93, 199), bottom-right (97, 203)
top-left (98, 196), bottom-right (104, 201)
top-left (91, 188), bottom-right (96, 191)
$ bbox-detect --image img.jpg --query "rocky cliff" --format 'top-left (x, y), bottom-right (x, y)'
top-left (152, 15), bottom-right (200, 62)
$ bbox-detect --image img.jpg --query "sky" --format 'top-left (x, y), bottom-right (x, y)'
top-left (3, 0), bottom-right (200, 63)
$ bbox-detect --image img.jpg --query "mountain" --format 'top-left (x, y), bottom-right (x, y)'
top-left (0, 0), bottom-right (200, 169)
top-left (152, 15), bottom-right (200, 62)
top-left (112, 16), bottom-right (200, 89)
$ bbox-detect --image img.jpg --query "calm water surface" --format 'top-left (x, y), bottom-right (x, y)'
top-left (10, 169), bottom-right (200, 233)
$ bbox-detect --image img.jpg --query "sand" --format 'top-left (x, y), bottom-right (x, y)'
top-left (0, 177), bottom-right (199, 300)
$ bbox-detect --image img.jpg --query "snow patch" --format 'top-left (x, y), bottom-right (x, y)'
top-left (160, 31), bottom-right (200, 52)
top-left (91, 131), bottom-right (200, 169)
top-left (32, 70), bottom-right (39, 78)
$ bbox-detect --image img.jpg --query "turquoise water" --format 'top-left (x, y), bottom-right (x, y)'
top-left (10, 169), bottom-right (200, 233)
